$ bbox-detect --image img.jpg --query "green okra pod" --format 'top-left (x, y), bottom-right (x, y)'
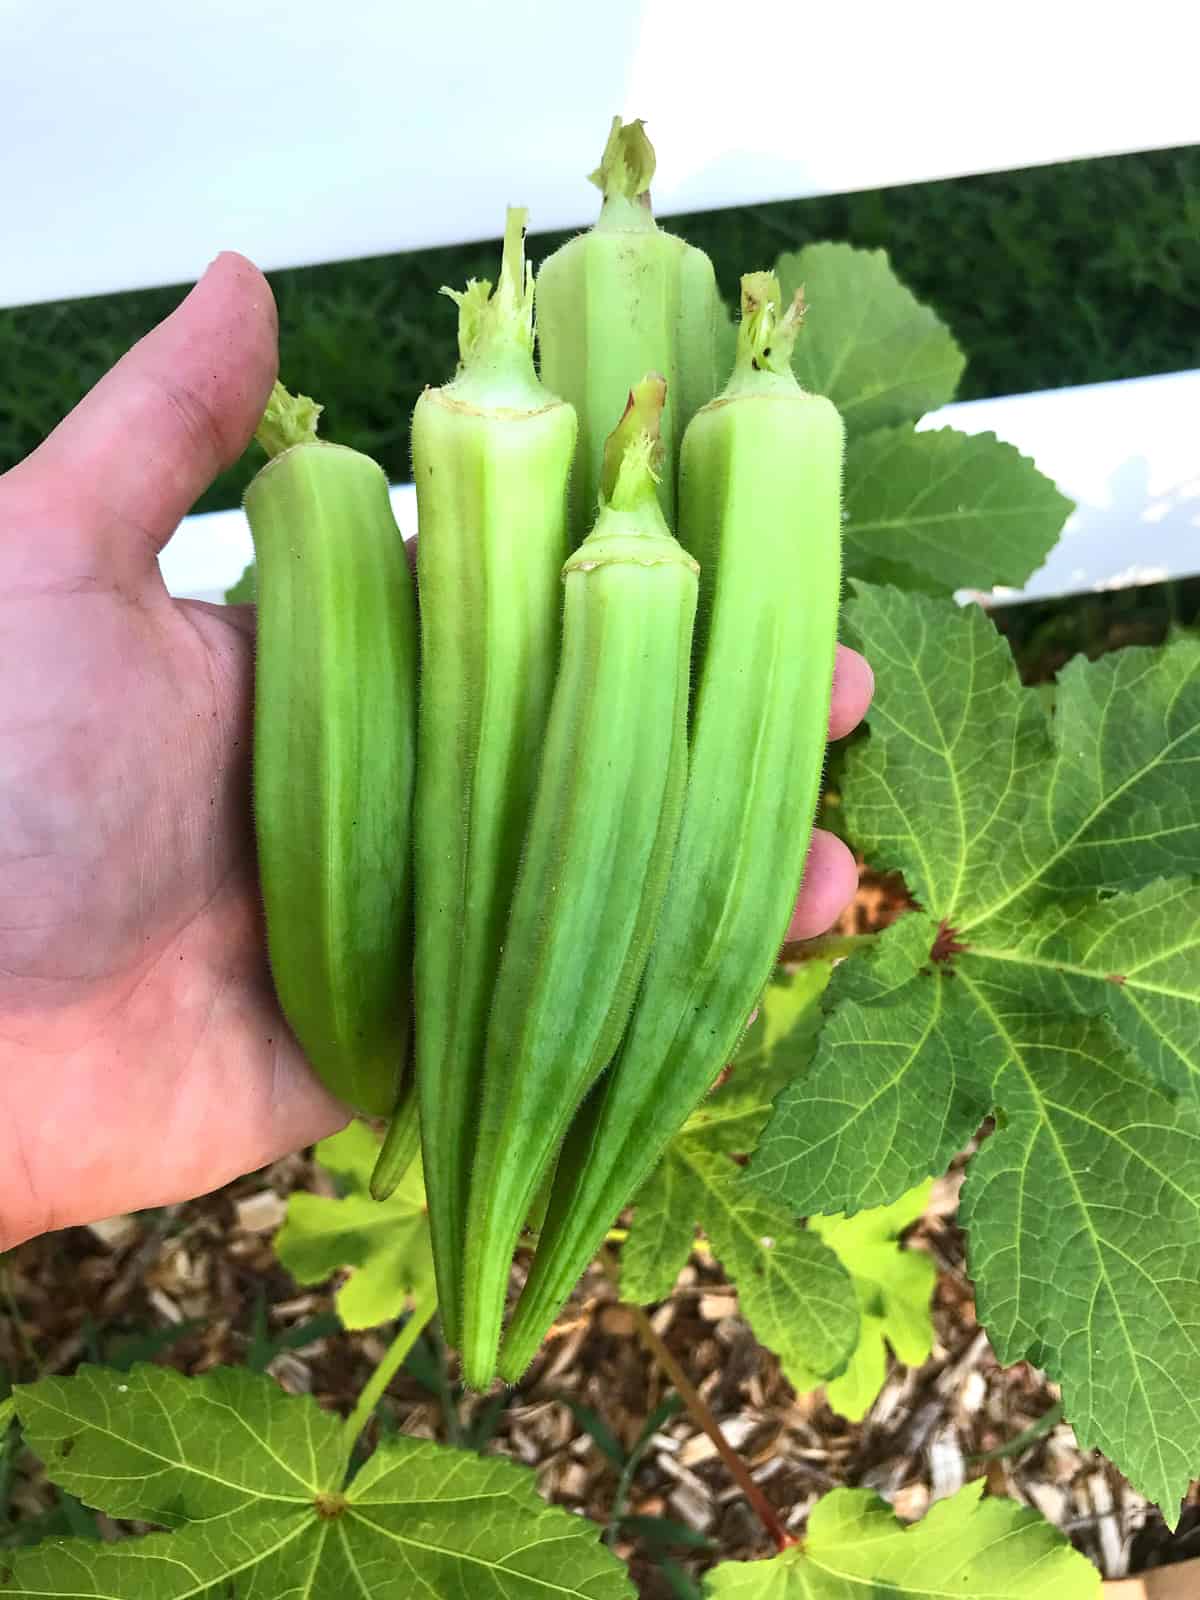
top-left (411, 208), bottom-right (577, 1346)
top-left (535, 116), bottom-right (724, 542)
top-left (501, 275), bottom-right (845, 1380)
top-left (245, 382), bottom-right (418, 1119)
top-left (461, 375), bottom-right (698, 1388)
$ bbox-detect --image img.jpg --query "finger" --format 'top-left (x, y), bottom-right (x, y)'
top-left (784, 829), bottom-right (859, 941)
top-left (6, 252), bottom-right (277, 575)
top-left (828, 644), bottom-right (874, 741)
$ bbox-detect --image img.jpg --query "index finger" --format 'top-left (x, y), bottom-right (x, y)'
top-left (829, 643), bottom-right (873, 741)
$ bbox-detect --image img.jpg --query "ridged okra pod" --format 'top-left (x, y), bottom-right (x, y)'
top-left (411, 209), bottom-right (577, 1345)
top-left (535, 116), bottom-right (723, 542)
top-left (368, 1036), bottom-right (421, 1201)
top-left (461, 376), bottom-right (698, 1388)
top-left (501, 276), bottom-right (845, 1380)
top-left (245, 382), bottom-right (418, 1119)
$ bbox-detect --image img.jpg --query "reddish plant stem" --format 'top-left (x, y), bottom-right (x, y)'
top-left (599, 1249), bottom-right (796, 1552)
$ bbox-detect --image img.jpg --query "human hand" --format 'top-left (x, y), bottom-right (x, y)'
top-left (0, 254), bottom-right (349, 1250)
top-left (0, 253), bottom-right (872, 1250)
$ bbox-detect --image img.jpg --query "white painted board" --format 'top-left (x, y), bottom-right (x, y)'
top-left (159, 369), bottom-right (1200, 609)
top-left (4, 0), bottom-right (1198, 310)
top-left (921, 369), bottom-right (1200, 603)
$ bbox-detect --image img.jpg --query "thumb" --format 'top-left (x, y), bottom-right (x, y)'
top-left (2, 252), bottom-right (277, 581)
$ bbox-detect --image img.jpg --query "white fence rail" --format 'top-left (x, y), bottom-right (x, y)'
top-left (159, 368), bottom-right (1200, 609)
top-left (7, 2), bottom-right (1197, 599)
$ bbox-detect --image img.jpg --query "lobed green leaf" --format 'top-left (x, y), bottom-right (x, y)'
top-left (789, 1182), bottom-right (937, 1421)
top-left (960, 1005), bottom-right (1200, 1517)
top-left (8, 1364), bottom-right (634, 1598)
top-left (775, 242), bottom-right (965, 435)
top-left (703, 1479), bottom-right (1098, 1598)
top-left (274, 1120), bottom-right (435, 1330)
top-left (843, 425), bottom-right (1072, 595)
top-left (749, 582), bottom-right (1200, 1514)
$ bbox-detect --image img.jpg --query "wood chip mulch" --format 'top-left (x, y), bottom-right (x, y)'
top-left (3, 867), bottom-right (1198, 1593)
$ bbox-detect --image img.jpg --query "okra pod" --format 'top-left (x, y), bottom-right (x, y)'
top-left (501, 275), bottom-right (844, 1379)
top-left (461, 376), bottom-right (698, 1388)
top-left (535, 116), bottom-right (723, 541)
top-left (411, 209), bottom-right (577, 1345)
top-left (245, 382), bottom-right (418, 1119)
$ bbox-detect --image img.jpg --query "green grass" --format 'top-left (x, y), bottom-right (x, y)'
top-left (1, 145), bottom-right (1196, 514)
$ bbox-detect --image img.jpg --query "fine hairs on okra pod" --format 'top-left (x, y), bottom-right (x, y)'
top-left (535, 115), bottom-right (724, 543)
top-left (500, 274), bottom-right (845, 1381)
top-left (409, 208), bottom-right (577, 1347)
top-left (244, 381), bottom-right (418, 1122)
top-left (460, 375), bottom-right (699, 1389)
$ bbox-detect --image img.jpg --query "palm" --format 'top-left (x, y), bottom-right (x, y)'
top-left (0, 581), bottom-right (314, 1222)
top-left (4, 582), bottom-right (247, 994)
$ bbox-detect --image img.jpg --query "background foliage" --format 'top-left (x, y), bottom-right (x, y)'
top-left (2, 145), bottom-right (1197, 516)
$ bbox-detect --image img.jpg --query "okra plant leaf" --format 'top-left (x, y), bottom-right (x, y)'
top-left (960, 1010), bottom-right (1200, 1522)
top-left (834, 585), bottom-right (1057, 926)
top-left (832, 583), bottom-right (1200, 1003)
top-left (687, 1148), bottom-right (860, 1391)
top-left (747, 917), bottom-right (1000, 1215)
top-left (622, 960), bottom-right (859, 1389)
top-left (620, 1147), bottom-right (696, 1307)
top-left (775, 242), bottom-right (965, 436)
top-left (7, 1363), bottom-right (633, 1598)
top-left (787, 1182), bottom-right (937, 1422)
top-left (1006, 632), bottom-right (1200, 899)
top-left (843, 425), bottom-right (1072, 595)
top-left (275, 1119), bottom-right (435, 1330)
top-left (748, 582), bottom-right (1200, 1515)
top-left (982, 878), bottom-right (1200, 1099)
top-left (703, 1479), bottom-right (1098, 1598)
top-left (14, 1362), bottom-right (343, 1527)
